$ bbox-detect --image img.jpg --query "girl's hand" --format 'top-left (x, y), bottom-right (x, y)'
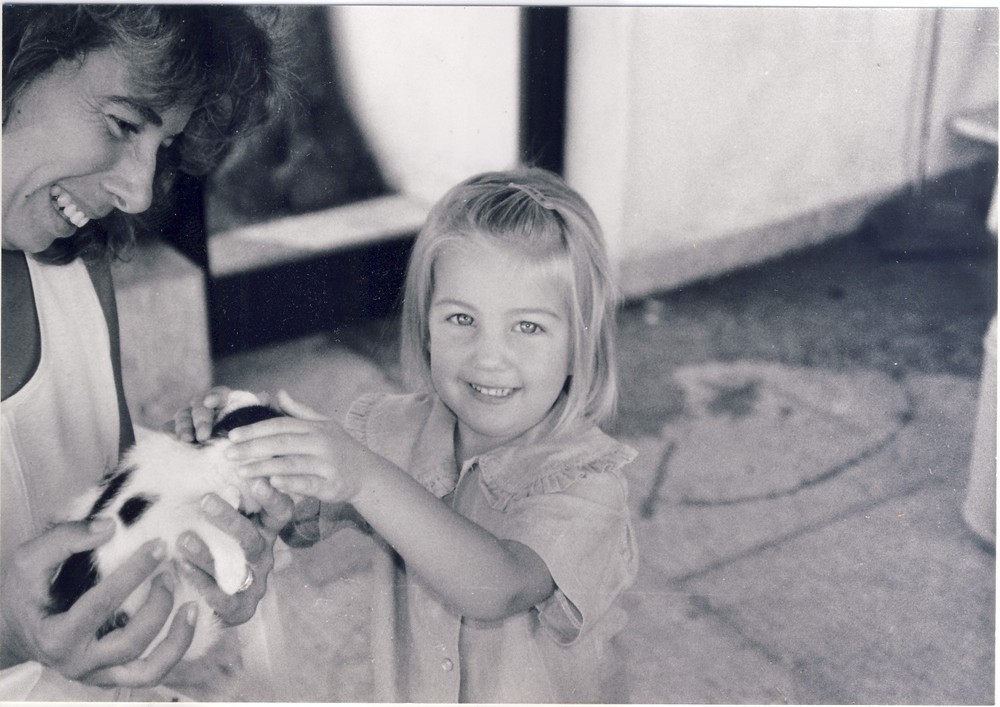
top-left (176, 478), bottom-right (293, 626)
top-left (0, 521), bottom-right (196, 687)
top-left (227, 391), bottom-right (362, 505)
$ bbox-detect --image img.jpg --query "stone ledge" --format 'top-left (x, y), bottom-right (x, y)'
top-left (208, 194), bottom-right (430, 277)
top-left (112, 241), bottom-right (212, 428)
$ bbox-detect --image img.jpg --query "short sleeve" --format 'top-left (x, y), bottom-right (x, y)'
top-left (344, 391), bottom-right (383, 445)
top-left (500, 471), bottom-right (637, 645)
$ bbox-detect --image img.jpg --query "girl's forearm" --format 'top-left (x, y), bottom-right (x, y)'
top-left (345, 444), bottom-right (554, 620)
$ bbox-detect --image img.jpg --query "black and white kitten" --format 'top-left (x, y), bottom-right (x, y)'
top-left (48, 391), bottom-right (283, 660)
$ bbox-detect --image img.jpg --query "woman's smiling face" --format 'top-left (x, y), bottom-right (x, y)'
top-left (2, 48), bottom-right (192, 253)
top-left (428, 236), bottom-right (573, 460)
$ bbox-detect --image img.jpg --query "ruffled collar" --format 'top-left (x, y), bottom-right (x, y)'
top-left (408, 395), bottom-right (636, 511)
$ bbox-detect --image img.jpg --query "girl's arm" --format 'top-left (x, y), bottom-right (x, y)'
top-left (343, 438), bottom-right (556, 620)
top-left (229, 407), bottom-right (556, 621)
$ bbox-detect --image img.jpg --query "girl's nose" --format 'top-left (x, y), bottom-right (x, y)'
top-left (102, 146), bottom-right (157, 215)
top-left (471, 327), bottom-right (508, 368)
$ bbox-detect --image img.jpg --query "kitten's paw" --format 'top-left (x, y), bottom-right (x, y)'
top-left (212, 545), bottom-right (253, 595)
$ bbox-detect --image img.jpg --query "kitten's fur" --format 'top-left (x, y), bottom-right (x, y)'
top-left (48, 391), bottom-right (283, 659)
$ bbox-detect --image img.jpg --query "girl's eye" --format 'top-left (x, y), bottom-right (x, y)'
top-left (447, 313), bottom-right (474, 326)
top-left (517, 321), bottom-right (543, 335)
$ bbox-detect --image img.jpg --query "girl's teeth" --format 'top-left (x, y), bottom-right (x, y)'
top-left (471, 383), bottom-right (514, 398)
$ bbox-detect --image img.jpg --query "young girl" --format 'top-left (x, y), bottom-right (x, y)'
top-left (224, 168), bottom-right (638, 702)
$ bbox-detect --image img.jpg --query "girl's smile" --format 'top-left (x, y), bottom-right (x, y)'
top-left (428, 236), bottom-right (571, 460)
top-left (467, 382), bottom-right (517, 400)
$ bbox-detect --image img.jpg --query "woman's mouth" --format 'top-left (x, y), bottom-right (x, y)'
top-left (50, 185), bottom-right (91, 228)
top-left (469, 382), bottom-right (516, 399)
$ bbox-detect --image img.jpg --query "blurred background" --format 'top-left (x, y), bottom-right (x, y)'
top-left (116, 5), bottom-right (997, 421)
top-left (110, 6), bottom-right (997, 703)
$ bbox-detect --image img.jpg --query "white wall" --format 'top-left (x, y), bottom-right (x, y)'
top-left (565, 7), bottom-right (997, 296)
top-left (327, 7), bottom-right (996, 297)
top-left (329, 6), bottom-right (521, 207)
top-left (925, 9), bottom-right (1000, 175)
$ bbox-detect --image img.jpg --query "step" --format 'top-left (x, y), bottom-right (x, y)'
top-left (207, 194), bottom-right (430, 277)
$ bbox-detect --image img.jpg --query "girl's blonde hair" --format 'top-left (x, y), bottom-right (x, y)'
top-left (400, 167), bottom-right (620, 430)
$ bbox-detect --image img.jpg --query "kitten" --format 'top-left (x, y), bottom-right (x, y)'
top-left (47, 391), bottom-right (282, 660)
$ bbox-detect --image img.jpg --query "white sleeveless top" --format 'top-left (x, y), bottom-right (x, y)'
top-left (1, 257), bottom-right (120, 555)
top-left (0, 259), bottom-right (197, 700)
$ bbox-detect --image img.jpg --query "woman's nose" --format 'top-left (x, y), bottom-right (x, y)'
top-left (102, 146), bottom-right (157, 214)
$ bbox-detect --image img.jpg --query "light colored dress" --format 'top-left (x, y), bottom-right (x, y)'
top-left (344, 391), bottom-right (639, 703)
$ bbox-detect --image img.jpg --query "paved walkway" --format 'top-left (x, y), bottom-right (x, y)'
top-left (621, 365), bottom-right (993, 704)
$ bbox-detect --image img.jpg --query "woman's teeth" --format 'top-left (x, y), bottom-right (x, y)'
top-left (50, 186), bottom-right (90, 228)
top-left (470, 383), bottom-right (514, 398)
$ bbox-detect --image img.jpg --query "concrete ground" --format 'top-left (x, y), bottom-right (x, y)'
top-left (170, 233), bottom-right (995, 704)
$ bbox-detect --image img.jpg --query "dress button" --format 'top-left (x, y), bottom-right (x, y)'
top-left (441, 658), bottom-right (454, 672)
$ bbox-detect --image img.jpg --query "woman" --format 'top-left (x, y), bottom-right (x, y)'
top-left (1, 6), bottom-right (294, 698)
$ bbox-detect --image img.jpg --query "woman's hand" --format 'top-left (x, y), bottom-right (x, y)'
top-left (173, 386), bottom-right (241, 443)
top-left (0, 520), bottom-right (196, 687)
top-left (175, 478), bottom-right (293, 626)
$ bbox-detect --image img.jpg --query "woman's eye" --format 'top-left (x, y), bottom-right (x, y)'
top-left (107, 115), bottom-right (140, 138)
top-left (447, 313), bottom-right (474, 326)
top-left (517, 321), bottom-right (542, 335)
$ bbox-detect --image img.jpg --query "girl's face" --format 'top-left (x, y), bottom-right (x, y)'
top-left (2, 48), bottom-right (192, 253)
top-left (428, 237), bottom-right (572, 460)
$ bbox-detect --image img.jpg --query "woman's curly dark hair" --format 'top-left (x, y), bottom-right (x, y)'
top-left (3, 4), bottom-right (292, 263)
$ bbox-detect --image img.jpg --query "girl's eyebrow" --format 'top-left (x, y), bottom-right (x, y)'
top-left (431, 297), bottom-right (475, 311)
top-left (510, 307), bottom-right (563, 320)
top-left (105, 96), bottom-right (163, 127)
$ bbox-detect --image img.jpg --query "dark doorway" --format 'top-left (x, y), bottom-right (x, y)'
top-left (520, 7), bottom-right (569, 174)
